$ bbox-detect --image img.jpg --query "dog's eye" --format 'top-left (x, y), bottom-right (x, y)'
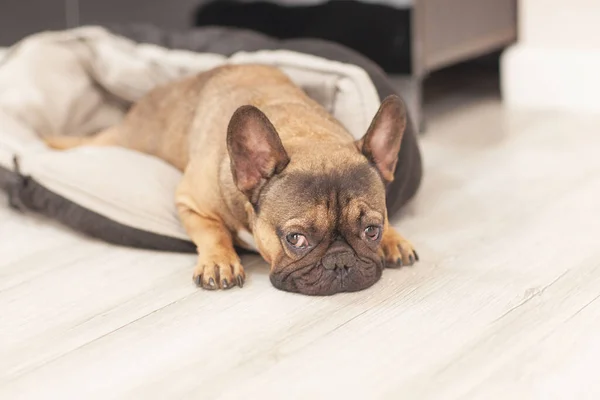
top-left (286, 233), bottom-right (309, 249)
top-left (364, 226), bottom-right (381, 241)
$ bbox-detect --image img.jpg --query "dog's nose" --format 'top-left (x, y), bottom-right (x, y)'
top-left (322, 251), bottom-right (357, 271)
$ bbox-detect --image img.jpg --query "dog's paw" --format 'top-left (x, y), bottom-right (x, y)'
top-left (192, 254), bottom-right (246, 290)
top-left (380, 227), bottom-right (419, 268)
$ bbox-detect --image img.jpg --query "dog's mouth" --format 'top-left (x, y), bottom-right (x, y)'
top-left (269, 257), bottom-right (383, 296)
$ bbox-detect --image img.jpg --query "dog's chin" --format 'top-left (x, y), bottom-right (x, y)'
top-left (269, 260), bottom-right (383, 296)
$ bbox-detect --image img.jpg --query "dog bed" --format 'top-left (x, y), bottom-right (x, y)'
top-left (0, 25), bottom-right (421, 252)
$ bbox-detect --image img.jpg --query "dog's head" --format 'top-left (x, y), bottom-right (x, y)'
top-left (227, 96), bottom-right (406, 295)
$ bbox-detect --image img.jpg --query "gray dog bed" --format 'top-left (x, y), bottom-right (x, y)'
top-left (0, 25), bottom-right (421, 253)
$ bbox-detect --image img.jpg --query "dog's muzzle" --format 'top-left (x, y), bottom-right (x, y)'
top-left (269, 248), bottom-right (383, 296)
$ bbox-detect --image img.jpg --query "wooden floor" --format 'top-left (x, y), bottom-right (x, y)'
top-left (2, 72), bottom-right (600, 400)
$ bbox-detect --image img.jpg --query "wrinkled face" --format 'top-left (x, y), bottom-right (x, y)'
top-left (227, 95), bottom-right (407, 295)
top-left (252, 163), bottom-right (388, 295)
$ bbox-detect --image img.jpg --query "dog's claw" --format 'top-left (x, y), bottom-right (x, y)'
top-left (380, 228), bottom-right (418, 270)
top-left (414, 250), bottom-right (420, 262)
top-left (193, 257), bottom-right (246, 291)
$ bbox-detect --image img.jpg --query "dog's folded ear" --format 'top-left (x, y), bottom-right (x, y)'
top-left (357, 95), bottom-right (407, 183)
top-left (227, 105), bottom-right (290, 203)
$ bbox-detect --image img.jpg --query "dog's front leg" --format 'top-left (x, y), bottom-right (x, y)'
top-left (176, 203), bottom-right (246, 290)
top-left (380, 224), bottom-right (419, 268)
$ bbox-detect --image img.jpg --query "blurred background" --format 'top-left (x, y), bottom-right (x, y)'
top-left (0, 0), bottom-right (521, 131)
top-left (3, 1), bottom-right (597, 127)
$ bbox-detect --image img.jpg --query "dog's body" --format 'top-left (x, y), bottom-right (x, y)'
top-left (47, 64), bottom-right (418, 295)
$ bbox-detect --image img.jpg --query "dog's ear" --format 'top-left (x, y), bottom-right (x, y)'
top-left (357, 95), bottom-right (407, 183)
top-left (227, 105), bottom-right (290, 203)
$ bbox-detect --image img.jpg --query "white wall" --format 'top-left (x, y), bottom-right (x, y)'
top-left (519, 0), bottom-right (600, 49)
top-left (501, 0), bottom-right (600, 112)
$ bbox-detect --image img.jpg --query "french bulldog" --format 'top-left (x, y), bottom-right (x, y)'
top-left (46, 64), bottom-right (419, 295)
